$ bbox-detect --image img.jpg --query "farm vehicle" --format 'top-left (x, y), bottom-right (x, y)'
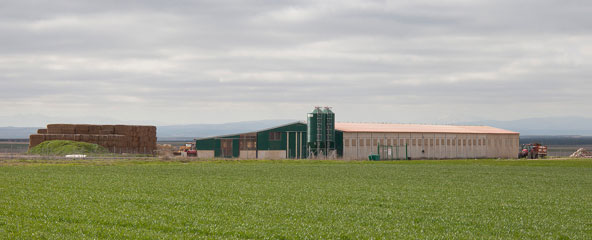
top-left (519, 143), bottom-right (547, 159)
top-left (173, 143), bottom-right (197, 157)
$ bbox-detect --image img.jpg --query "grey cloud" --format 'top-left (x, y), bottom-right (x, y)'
top-left (0, 0), bottom-right (591, 126)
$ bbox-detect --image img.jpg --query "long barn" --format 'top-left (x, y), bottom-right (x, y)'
top-left (195, 120), bottom-right (519, 160)
top-left (337, 123), bottom-right (519, 160)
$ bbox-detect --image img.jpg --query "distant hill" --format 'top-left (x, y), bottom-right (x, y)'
top-left (2, 117), bottom-right (592, 140)
top-left (0, 127), bottom-right (39, 139)
top-left (458, 117), bottom-right (592, 136)
top-left (156, 119), bottom-right (298, 140)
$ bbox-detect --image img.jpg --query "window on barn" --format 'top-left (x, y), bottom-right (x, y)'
top-left (345, 139), bottom-right (350, 147)
top-left (269, 132), bottom-right (281, 141)
top-left (239, 134), bottom-right (257, 150)
top-left (366, 139), bottom-right (371, 146)
top-left (352, 139), bottom-right (357, 146)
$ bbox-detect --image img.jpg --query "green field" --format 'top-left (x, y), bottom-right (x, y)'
top-left (1, 159), bottom-right (591, 239)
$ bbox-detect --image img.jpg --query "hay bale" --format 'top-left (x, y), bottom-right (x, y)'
top-left (55, 125), bottom-right (76, 134)
top-left (114, 125), bottom-right (132, 135)
top-left (100, 130), bottom-right (114, 134)
top-left (61, 134), bottom-right (75, 141)
top-left (29, 134), bottom-right (46, 149)
top-left (88, 125), bottom-right (102, 134)
top-left (47, 124), bottom-right (65, 134)
top-left (37, 129), bottom-right (47, 134)
top-left (75, 124), bottom-right (90, 134)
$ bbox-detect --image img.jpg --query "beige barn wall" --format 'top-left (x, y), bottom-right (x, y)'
top-left (196, 150), bottom-right (214, 159)
top-left (342, 132), bottom-right (519, 160)
top-left (257, 150), bottom-right (286, 159)
top-left (239, 150), bottom-right (257, 159)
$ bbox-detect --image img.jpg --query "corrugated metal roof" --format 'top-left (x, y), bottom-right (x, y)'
top-left (194, 121), bottom-right (306, 140)
top-left (335, 122), bottom-right (519, 134)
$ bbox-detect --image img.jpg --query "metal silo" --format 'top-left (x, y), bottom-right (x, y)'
top-left (307, 107), bottom-right (324, 150)
top-left (307, 106), bottom-right (336, 158)
top-left (324, 107), bottom-right (335, 149)
top-left (307, 108), bottom-right (318, 145)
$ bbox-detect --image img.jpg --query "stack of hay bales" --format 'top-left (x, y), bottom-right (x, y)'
top-left (29, 124), bottom-right (157, 154)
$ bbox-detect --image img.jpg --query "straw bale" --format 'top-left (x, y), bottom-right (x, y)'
top-left (107, 135), bottom-right (118, 142)
top-left (74, 125), bottom-right (90, 134)
top-left (80, 135), bottom-right (89, 142)
top-left (100, 129), bottom-right (114, 134)
top-left (29, 134), bottom-right (46, 148)
top-left (47, 124), bottom-right (65, 134)
top-left (61, 134), bottom-right (75, 141)
top-left (98, 135), bottom-right (109, 141)
top-left (88, 125), bottom-right (102, 134)
top-left (102, 125), bottom-right (115, 132)
top-left (59, 125), bottom-right (76, 134)
top-left (114, 125), bottom-right (132, 135)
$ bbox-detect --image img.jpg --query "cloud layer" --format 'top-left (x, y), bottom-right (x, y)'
top-left (1, 0), bottom-right (591, 126)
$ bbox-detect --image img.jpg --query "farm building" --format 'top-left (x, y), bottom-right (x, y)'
top-left (196, 122), bottom-right (315, 159)
top-left (338, 123), bottom-right (519, 160)
top-left (195, 108), bottom-right (519, 160)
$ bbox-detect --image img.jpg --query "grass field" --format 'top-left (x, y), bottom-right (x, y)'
top-left (1, 159), bottom-right (591, 239)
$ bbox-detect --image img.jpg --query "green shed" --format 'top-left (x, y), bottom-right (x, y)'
top-left (195, 122), bottom-right (313, 159)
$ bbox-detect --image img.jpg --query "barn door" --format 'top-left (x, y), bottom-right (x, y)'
top-left (221, 139), bottom-right (233, 158)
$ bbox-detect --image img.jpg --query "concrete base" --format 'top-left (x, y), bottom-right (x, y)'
top-left (257, 150), bottom-right (286, 159)
top-left (196, 150), bottom-right (214, 159)
top-left (239, 150), bottom-right (257, 159)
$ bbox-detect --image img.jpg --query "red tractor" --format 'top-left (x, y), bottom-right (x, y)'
top-left (519, 143), bottom-right (547, 159)
top-left (174, 143), bottom-right (197, 157)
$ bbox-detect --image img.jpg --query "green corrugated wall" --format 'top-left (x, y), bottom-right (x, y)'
top-left (196, 134), bottom-right (240, 158)
top-left (257, 123), bottom-right (307, 158)
top-left (336, 130), bottom-right (343, 156)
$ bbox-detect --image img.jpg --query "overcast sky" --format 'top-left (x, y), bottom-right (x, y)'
top-left (1, 0), bottom-right (591, 127)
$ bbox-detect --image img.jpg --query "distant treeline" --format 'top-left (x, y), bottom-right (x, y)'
top-left (520, 136), bottom-right (592, 145)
